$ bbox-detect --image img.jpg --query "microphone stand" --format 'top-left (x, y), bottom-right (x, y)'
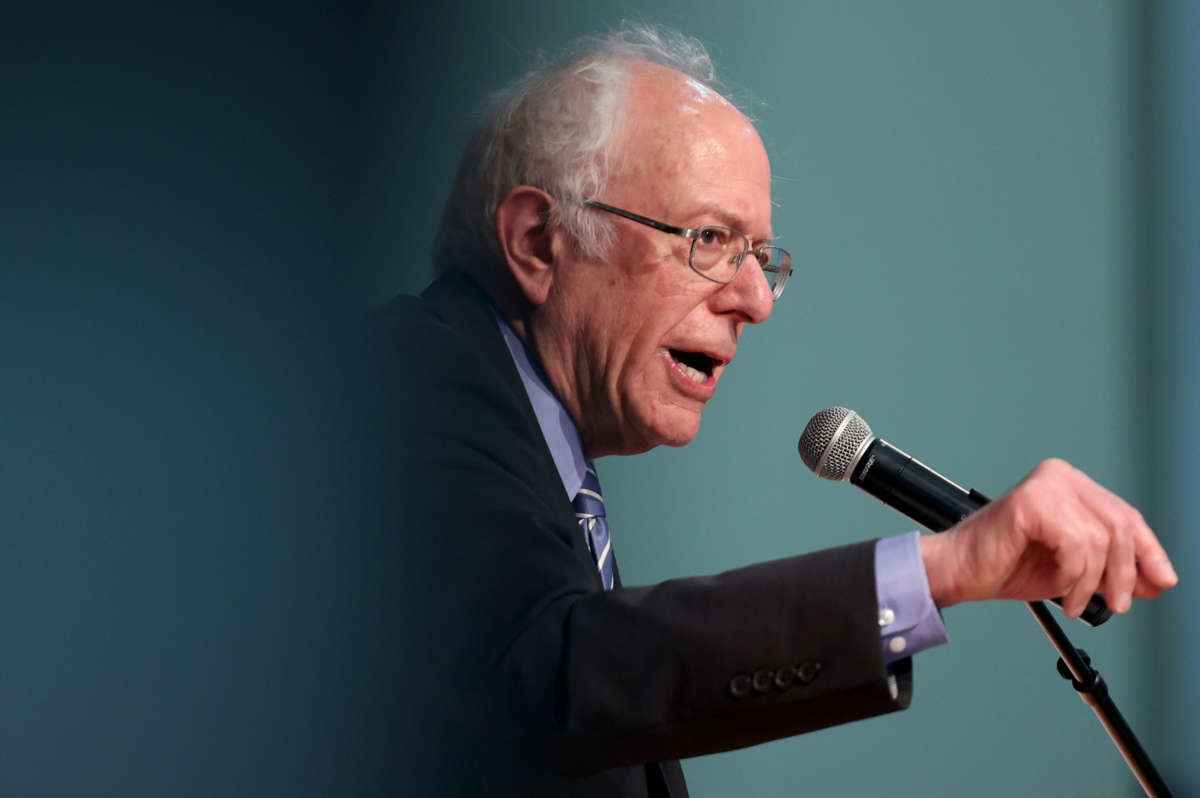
top-left (1024, 600), bottom-right (1172, 798)
top-left (969, 491), bottom-right (1174, 797)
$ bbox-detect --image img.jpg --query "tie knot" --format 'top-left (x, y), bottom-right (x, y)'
top-left (572, 462), bottom-right (605, 518)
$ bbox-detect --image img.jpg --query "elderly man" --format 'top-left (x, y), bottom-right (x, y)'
top-left (367, 26), bottom-right (1177, 798)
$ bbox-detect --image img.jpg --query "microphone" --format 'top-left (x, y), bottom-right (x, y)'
top-left (798, 406), bottom-right (1112, 627)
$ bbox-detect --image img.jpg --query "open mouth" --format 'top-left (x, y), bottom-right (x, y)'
top-left (669, 349), bottom-right (717, 384)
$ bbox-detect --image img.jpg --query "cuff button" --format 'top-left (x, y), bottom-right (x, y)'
top-left (729, 674), bottom-right (752, 699)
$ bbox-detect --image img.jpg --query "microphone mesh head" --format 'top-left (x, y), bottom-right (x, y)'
top-left (798, 407), bottom-right (874, 481)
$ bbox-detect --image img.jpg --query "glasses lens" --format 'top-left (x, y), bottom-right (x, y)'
top-left (690, 226), bottom-right (745, 281)
top-left (757, 247), bottom-right (792, 299)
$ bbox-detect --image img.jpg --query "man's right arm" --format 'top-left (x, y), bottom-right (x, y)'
top-left (918, 458), bottom-right (1176, 614)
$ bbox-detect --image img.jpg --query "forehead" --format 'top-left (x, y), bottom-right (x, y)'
top-left (607, 63), bottom-right (773, 238)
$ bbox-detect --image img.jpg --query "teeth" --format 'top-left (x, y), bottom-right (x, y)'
top-left (679, 361), bottom-right (707, 383)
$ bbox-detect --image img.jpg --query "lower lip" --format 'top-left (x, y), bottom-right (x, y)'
top-left (664, 351), bottom-right (718, 400)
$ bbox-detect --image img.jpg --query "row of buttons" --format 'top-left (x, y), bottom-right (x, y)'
top-left (728, 661), bottom-right (822, 699)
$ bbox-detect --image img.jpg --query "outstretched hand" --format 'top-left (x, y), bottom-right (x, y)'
top-left (919, 458), bottom-right (1178, 617)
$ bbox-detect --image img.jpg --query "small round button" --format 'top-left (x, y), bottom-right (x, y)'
top-left (878, 608), bottom-right (895, 627)
top-left (752, 669), bottom-right (773, 693)
top-left (729, 674), bottom-right (752, 699)
top-left (888, 636), bottom-right (908, 654)
top-left (796, 660), bottom-right (821, 684)
top-left (773, 667), bottom-right (796, 691)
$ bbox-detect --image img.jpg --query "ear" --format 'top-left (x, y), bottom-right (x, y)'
top-left (494, 185), bottom-right (558, 307)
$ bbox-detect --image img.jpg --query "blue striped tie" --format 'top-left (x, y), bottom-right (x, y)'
top-left (573, 461), bottom-right (614, 590)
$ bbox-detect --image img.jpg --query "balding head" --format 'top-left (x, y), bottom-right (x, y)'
top-left (606, 61), bottom-right (771, 243)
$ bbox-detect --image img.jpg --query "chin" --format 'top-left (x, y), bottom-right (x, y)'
top-left (634, 406), bottom-right (703, 452)
top-left (658, 424), bottom-right (700, 449)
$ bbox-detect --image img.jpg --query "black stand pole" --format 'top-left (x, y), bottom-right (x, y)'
top-left (962, 490), bottom-right (1174, 797)
top-left (1025, 600), bottom-right (1173, 797)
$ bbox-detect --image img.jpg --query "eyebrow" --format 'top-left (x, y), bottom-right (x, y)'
top-left (684, 201), bottom-right (775, 245)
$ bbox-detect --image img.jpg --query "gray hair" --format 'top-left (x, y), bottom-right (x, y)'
top-left (432, 24), bottom-right (720, 275)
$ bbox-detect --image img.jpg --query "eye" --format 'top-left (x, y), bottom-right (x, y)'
top-left (695, 226), bottom-right (731, 249)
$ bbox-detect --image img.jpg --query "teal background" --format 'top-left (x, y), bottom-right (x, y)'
top-left (4, 1), bottom-right (1196, 795)
top-left (361, 1), bottom-right (1196, 796)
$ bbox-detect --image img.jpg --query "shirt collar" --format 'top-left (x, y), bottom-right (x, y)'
top-left (493, 310), bottom-right (588, 500)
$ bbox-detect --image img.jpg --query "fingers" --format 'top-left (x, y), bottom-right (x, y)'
top-left (1132, 537), bottom-right (1178, 600)
top-left (1069, 474), bottom-right (1138, 614)
top-left (1134, 574), bottom-right (1167, 601)
top-left (1017, 458), bottom-right (1176, 612)
top-left (1103, 518), bottom-right (1136, 613)
top-left (1132, 521), bottom-right (1179, 592)
top-left (1052, 494), bottom-right (1107, 618)
top-left (1040, 493), bottom-right (1091, 612)
top-left (1068, 463), bottom-right (1178, 613)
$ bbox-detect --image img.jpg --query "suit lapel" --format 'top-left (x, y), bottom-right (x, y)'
top-left (420, 271), bottom-right (593, 563)
top-left (419, 270), bottom-right (686, 796)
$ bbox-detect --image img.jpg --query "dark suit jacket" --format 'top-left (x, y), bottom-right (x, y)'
top-left (358, 270), bottom-right (911, 797)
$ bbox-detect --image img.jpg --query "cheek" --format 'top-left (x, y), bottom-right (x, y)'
top-left (620, 309), bottom-right (700, 401)
top-left (607, 254), bottom-right (714, 382)
top-left (622, 283), bottom-right (712, 370)
top-left (613, 298), bottom-right (715, 448)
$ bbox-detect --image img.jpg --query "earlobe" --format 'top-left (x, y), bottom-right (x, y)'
top-left (494, 186), bottom-right (557, 306)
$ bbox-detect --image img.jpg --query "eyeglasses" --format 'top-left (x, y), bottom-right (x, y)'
top-left (583, 200), bottom-right (792, 300)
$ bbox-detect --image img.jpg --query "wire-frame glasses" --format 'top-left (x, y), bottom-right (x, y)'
top-left (584, 200), bottom-right (792, 300)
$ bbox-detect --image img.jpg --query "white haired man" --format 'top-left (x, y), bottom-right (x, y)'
top-left (364, 25), bottom-right (1177, 797)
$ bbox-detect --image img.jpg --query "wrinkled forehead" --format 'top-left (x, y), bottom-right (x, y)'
top-left (620, 61), bottom-right (740, 129)
top-left (609, 62), bottom-right (773, 232)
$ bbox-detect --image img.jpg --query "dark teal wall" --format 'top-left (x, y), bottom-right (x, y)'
top-left (3, 6), bottom-right (377, 795)
top-left (1148, 1), bottom-right (1200, 792)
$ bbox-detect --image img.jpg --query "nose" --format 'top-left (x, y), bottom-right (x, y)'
top-left (709, 256), bottom-right (774, 324)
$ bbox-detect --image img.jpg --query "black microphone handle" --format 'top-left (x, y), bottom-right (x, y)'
top-left (851, 438), bottom-right (1112, 627)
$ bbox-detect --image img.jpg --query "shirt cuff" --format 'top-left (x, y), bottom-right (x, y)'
top-left (875, 532), bottom-right (949, 664)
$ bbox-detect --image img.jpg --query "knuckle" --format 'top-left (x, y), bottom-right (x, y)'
top-left (1023, 463), bottom-right (1069, 501)
top-left (1035, 457), bottom-right (1071, 477)
top-left (1112, 509), bottom-right (1144, 543)
top-left (1120, 517), bottom-right (1141, 542)
top-left (1004, 488), bottom-right (1037, 533)
top-left (1061, 554), bottom-right (1086, 582)
top-left (1014, 474), bottom-right (1049, 507)
top-left (1109, 554), bottom-right (1135, 577)
top-left (1029, 459), bottom-right (1054, 480)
